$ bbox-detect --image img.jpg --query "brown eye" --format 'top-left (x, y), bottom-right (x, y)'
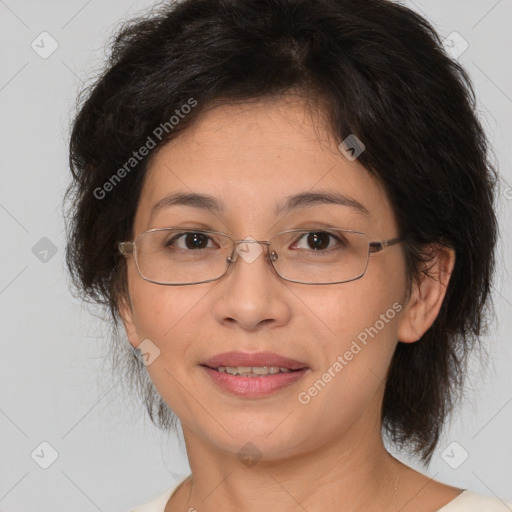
top-left (305, 232), bottom-right (331, 250)
top-left (165, 232), bottom-right (215, 250)
top-left (293, 231), bottom-right (345, 251)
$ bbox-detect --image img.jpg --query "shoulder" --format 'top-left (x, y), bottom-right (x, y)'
top-left (439, 490), bottom-right (512, 511)
top-left (130, 487), bottom-right (175, 512)
top-left (129, 474), bottom-right (191, 512)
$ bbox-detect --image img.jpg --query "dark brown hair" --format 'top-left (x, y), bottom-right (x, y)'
top-left (65, 0), bottom-right (498, 463)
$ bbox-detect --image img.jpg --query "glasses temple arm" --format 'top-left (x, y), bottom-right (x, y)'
top-left (369, 236), bottom-right (405, 254)
top-left (118, 241), bottom-right (135, 255)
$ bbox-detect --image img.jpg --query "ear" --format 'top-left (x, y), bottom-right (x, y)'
top-left (118, 293), bottom-right (140, 349)
top-left (397, 245), bottom-right (456, 343)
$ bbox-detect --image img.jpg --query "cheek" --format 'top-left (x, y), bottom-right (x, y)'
top-left (126, 278), bottom-right (216, 398)
top-left (128, 265), bottom-right (208, 342)
top-left (306, 264), bottom-right (404, 381)
top-left (299, 286), bottom-right (401, 417)
top-left (127, 282), bottom-right (207, 404)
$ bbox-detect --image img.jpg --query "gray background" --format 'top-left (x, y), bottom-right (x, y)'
top-left (0, 1), bottom-right (511, 511)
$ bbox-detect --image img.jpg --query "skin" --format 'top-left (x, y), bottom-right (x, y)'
top-left (120, 94), bottom-right (459, 511)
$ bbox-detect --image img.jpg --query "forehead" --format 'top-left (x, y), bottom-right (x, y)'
top-left (134, 96), bottom-right (397, 235)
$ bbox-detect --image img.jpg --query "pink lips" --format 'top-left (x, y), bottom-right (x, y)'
top-left (200, 351), bottom-right (310, 398)
top-left (201, 351), bottom-right (309, 371)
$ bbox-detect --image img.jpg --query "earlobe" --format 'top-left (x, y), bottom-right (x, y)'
top-left (397, 245), bottom-right (456, 344)
top-left (118, 293), bottom-right (139, 349)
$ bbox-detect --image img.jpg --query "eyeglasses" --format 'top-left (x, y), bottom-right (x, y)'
top-left (118, 228), bottom-right (404, 286)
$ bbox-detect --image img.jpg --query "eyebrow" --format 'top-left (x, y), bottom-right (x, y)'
top-left (149, 190), bottom-right (369, 218)
top-left (275, 191), bottom-right (369, 216)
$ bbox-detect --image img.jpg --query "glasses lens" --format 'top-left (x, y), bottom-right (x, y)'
top-left (134, 229), bottom-right (233, 284)
top-left (270, 229), bottom-right (370, 284)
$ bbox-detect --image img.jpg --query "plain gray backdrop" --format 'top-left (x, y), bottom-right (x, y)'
top-left (1, 1), bottom-right (511, 511)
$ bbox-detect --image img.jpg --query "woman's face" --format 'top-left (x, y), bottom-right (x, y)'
top-left (120, 95), bottom-right (415, 460)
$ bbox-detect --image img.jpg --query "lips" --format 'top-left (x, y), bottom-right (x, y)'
top-left (201, 351), bottom-right (309, 371)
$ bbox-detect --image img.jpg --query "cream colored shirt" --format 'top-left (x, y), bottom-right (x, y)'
top-left (131, 474), bottom-right (512, 512)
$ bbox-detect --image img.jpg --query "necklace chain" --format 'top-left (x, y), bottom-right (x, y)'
top-left (174, 463), bottom-right (404, 511)
top-left (392, 463), bottom-right (402, 509)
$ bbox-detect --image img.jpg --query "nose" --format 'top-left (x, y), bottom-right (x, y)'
top-left (212, 239), bottom-right (291, 331)
top-left (226, 239), bottom-right (278, 267)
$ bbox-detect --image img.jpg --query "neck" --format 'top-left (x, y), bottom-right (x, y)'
top-left (175, 419), bottom-right (402, 512)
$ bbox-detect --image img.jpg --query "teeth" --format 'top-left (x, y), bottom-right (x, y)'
top-left (216, 366), bottom-right (293, 376)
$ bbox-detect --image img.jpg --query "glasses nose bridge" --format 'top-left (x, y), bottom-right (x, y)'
top-left (233, 238), bottom-right (271, 247)
top-left (228, 238), bottom-right (274, 265)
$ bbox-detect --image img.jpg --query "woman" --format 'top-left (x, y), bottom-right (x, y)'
top-left (65, 0), bottom-right (510, 510)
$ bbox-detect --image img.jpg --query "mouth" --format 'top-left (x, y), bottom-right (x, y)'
top-left (200, 365), bottom-right (306, 377)
top-left (199, 351), bottom-right (310, 397)
top-left (200, 351), bottom-right (309, 373)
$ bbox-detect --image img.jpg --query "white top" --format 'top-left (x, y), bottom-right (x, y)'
top-left (130, 474), bottom-right (512, 512)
